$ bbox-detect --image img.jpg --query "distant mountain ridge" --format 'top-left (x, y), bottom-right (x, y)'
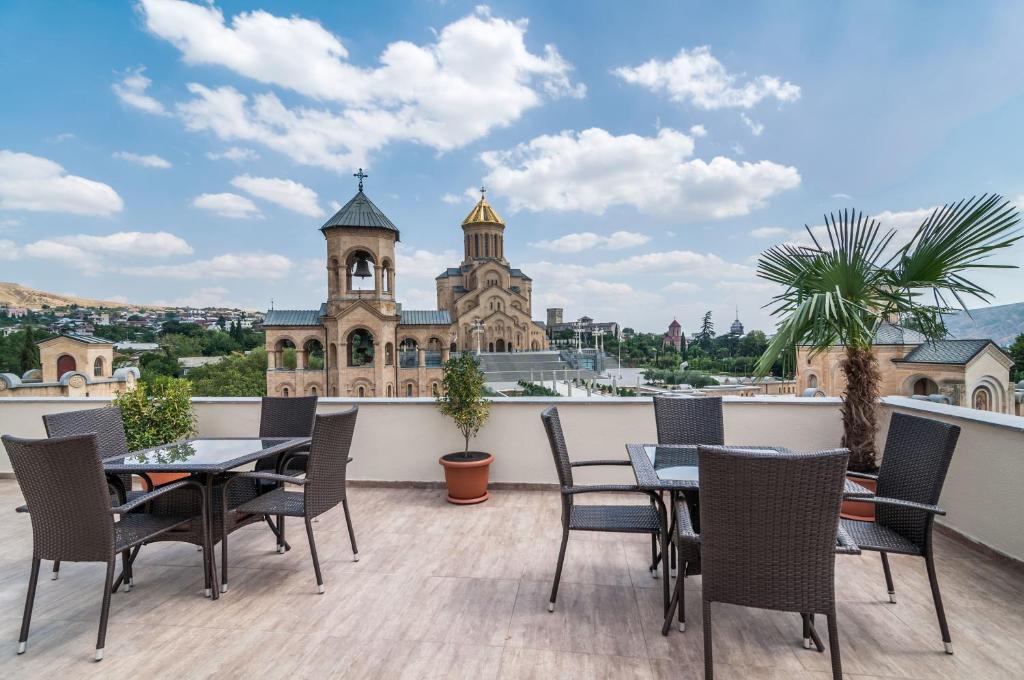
top-left (943, 301), bottom-right (1024, 346)
top-left (0, 282), bottom-right (145, 310)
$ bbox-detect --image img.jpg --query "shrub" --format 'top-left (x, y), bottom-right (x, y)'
top-left (114, 376), bottom-right (197, 450)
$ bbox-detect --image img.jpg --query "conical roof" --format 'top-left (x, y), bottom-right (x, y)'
top-left (320, 190), bottom-right (399, 240)
top-left (462, 195), bottom-right (504, 226)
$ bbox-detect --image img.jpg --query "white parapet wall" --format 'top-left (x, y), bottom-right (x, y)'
top-left (0, 395), bottom-right (1021, 561)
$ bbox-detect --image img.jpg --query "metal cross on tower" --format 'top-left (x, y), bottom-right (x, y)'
top-left (479, 185), bottom-right (486, 198)
top-left (354, 168), bottom-right (368, 191)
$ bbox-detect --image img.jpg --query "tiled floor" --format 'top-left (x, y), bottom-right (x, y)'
top-left (1, 480), bottom-right (1022, 679)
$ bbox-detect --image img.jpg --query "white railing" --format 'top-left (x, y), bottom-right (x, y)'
top-left (0, 395), bottom-right (1021, 562)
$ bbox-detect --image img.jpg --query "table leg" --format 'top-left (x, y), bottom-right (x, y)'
top-left (205, 475), bottom-right (219, 601)
top-left (652, 493), bottom-right (670, 615)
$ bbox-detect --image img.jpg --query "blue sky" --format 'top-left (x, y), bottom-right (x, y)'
top-left (2, 0), bottom-right (1023, 334)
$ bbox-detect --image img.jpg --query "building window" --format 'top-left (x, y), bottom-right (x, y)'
top-left (93, 357), bottom-right (104, 377)
top-left (57, 354), bottom-right (77, 377)
top-left (348, 329), bottom-right (375, 367)
top-left (973, 386), bottom-right (991, 411)
top-left (282, 387), bottom-right (290, 397)
top-left (386, 384), bottom-right (393, 397)
top-left (357, 385), bottom-right (365, 397)
top-left (431, 382), bottom-right (439, 396)
top-left (912, 377), bottom-right (938, 396)
top-left (385, 342), bottom-right (394, 366)
top-left (807, 374), bottom-right (818, 389)
top-left (406, 383), bottom-right (413, 397)
top-left (308, 386), bottom-right (318, 396)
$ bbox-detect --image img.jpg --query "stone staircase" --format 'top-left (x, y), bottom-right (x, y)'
top-left (474, 351), bottom-right (598, 383)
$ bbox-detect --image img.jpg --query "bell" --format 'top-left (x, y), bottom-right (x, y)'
top-left (352, 256), bottom-right (372, 279)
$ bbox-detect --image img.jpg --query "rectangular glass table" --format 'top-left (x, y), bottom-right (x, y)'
top-left (102, 437), bottom-right (311, 599)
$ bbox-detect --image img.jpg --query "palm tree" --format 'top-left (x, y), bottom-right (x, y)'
top-left (755, 195), bottom-right (1020, 471)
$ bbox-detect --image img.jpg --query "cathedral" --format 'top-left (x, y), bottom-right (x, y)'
top-left (262, 174), bottom-right (547, 398)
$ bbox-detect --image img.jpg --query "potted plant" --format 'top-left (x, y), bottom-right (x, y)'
top-left (755, 196), bottom-right (1020, 519)
top-left (115, 376), bottom-right (197, 487)
top-left (436, 353), bottom-right (493, 504)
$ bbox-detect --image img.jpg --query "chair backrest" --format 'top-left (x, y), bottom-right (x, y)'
top-left (876, 412), bottom-right (960, 550)
top-left (43, 406), bottom-right (132, 489)
top-left (697, 445), bottom-right (849, 614)
top-left (653, 395), bottom-right (724, 446)
top-left (540, 406), bottom-right (573, 488)
top-left (304, 407), bottom-right (358, 518)
top-left (258, 396), bottom-right (318, 438)
top-left (3, 433), bottom-right (116, 562)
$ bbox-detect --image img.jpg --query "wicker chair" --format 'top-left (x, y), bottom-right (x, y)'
top-left (4, 433), bottom-right (209, 661)
top-left (841, 412), bottom-right (961, 654)
top-left (220, 407), bottom-right (359, 594)
top-left (693, 445), bottom-right (855, 680)
top-left (540, 406), bottom-right (664, 613)
top-left (653, 395), bottom-right (724, 447)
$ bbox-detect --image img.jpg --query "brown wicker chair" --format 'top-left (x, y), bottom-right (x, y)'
top-left (693, 445), bottom-right (855, 680)
top-left (220, 407), bottom-right (359, 594)
top-left (841, 412), bottom-right (961, 654)
top-left (540, 406), bottom-right (664, 613)
top-left (4, 433), bottom-right (209, 661)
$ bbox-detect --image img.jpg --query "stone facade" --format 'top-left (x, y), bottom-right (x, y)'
top-left (0, 333), bottom-right (138, 398)
top-left (264, 186), bottom-right (544, 398)
top-left (796, 324), bottom-right (1015, 414)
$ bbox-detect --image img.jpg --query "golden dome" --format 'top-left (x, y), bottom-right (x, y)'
top-left (462, 195), bottom-right (504, 226)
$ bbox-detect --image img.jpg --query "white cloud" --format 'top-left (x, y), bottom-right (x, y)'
top-left (396, 244), bottom-right (459, 279)
top-left (0, 239), bottom-right (19, 261)
top-left (112, 151), bottom-right (172, 168)
top-left (664, 281), bottom-right (701, 293)
top-left (230, 174), bottom-right (323, 217)
top-left (688, 124), bottom-right (707, 138)
top-left (530, 230), bottom-right (650, 253)
top-left (162, 286), bottom-right (234, 308)
top-left (22, 240), bottom-right (104, 275)
top-left (441, 193), bottom-right (468, 205)
top-left (123, 252), bottom-right (292, 280)
top-left (0, 150), bottom-right (124, 216)
top-left (192, 192), bottom-right (262, 219)
top-left (18, 231), bottom-right (193, 274)
top-left (141, 2), bottom-right (583, 169)
top-left (613, 46), bottom-right (800, 110)
top-left (740, 113), bottom-right (764, 136)
top-left (328, 200), bottom-right (342, 212)
top-left (112, 66), bottom-right (169, 115)
top-left (750, 226), bottom-right (787, 238)
top-left (205, 146), bottom-right (259, 162)
top-left (481, 127), bottom-right (799, 219)
top-left (789, 206), bottom-right (939, 249)
top-left (597, 249), bottom-right (755, 279)
top-left (831, 193), bottom-right (852, 201)
top-left (47, 132), bottom-right (76, 143)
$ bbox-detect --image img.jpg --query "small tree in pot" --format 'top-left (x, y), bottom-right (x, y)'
top-left (436, 353), bottom-right (493, 504)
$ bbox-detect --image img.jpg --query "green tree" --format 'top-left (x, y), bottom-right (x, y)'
top-left (189, 350), bottom-right (268, 397)
top-left (436, 354), bottom-right (491, 456)
top-left (1009, 333), bottom-right (1024, 383)
top-left (756, 196), bottom-right (1021, 470)
top-left (694, 311), bottom-right (715, 350)
top-left (19, 325), bottom-right (39, 373)
top-left (140, 350), bottom-right (181, 381)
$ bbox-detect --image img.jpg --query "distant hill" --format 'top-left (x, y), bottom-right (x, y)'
top-left (943, 301), bottom-right (1024, 346)
top-left (0, 282), bottom-right (152, 310)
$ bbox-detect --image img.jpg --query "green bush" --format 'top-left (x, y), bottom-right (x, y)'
top-left (436, 354), bottom-right (490, 456)
top-left (114, 377), bottom-right (197, 450)
top-left (642, 368), bottom-right (719, 388)
top-left (188, 350), bottom-right (268, 397)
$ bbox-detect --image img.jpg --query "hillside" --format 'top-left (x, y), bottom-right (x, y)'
top-left (0, 282), bottom-right (146, 310)
top-left (943, 301), bottom-right (1024, 346)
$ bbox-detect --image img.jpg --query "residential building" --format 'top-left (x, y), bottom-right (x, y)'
top-left (663, 319), bottom-right (684, 351)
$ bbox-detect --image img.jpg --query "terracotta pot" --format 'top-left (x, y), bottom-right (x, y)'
top-left (145, 471), bottom-right (189, 488)
top-left (439, 451), bottom-right (493, 505)
top-left (840, 475), bottom-right (876, 521)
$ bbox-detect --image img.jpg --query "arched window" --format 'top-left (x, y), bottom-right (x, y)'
top-left (303, 339), bottom-right (324, 370)
top-left (399, 338), bottom-right (418, 368)
top-left (807, 374), bottom-right (818, 389)
top-left (431, 382), bottom-right (439, 396)
top-left (275, 338), bottom-right (296, 370)
top-left (406, 383), bottom-right (413, 397)
top-left (57, 354), bottom-right (76, 377)
top-left (912, 377), bottom-right (938, 396)
top-left (282, 387), bottom-right (290, 397)
top-left (973, 386), bottom-right (991, 411)
top-left (385, 342), bottom-right (394, 366)
top-left (386, 384), bottom-right (393, 397)
top-left (347, 329), bottom-right (375, 367)
top-left (308, 386), bottom-right (318, 396)
top-left (346, 250), bottom-right (376, 292)
top-left (357, 385), bottom-right (365, 398)
top-left (484, 236), bottom-right (490, 257)
top-left (93, 356), bottom-right (104, 377)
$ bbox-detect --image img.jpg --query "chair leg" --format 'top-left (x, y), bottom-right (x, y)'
top-left (925, 550), bottom-right (953, 653)
top-left (18, 558), bottom-right (41, 654)
top-left (342, 497), bottom-right (359, 562)
top-left (649, 533), bottom-right (660, 578)
top-left (549, 527), bottom-right (569, 612)
top-left (277, 515), bottom-right (286, 553)
top-left (118, 550), bottom-right (132, 593)
top-left (51, 560), bottom-right (60, 581)
top-left (678, 570), bottom-right (686, 632)
top-left (661, 570), bottom-right (686, 636)
top-left (802, 613), bottom-right (824, 652)
top-left (703, 599), bottom-right (714, 680)
top-left (826, 610), bottom-right (843, 680)
top-left (95, 559), bottom-right (116, 661)
top-left (881, 552), bottom-right (896, 603)
top-left (304, 516), bottom-right (325, 594)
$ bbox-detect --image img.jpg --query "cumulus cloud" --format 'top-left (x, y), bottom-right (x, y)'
top-left (192, 192), bottom-right (262, 218)
top-left (205, 147), bottom-right (259, 162)
top-left (140, 1), bottom-right (583, 169)
top-left (750, 226), bottom-right (787, 238)
top-left (111, 66), bottom-right (169, 115)
top-left (595, 249), bottom-right (755, 279)
top-left (788, 206), bottom-right (939, 249)
top-left (112, 151), bottom-right (172, 168)
top-left (613, 46), bottom-right (800, 110)
top-left (230, 174), bottom-right (323, 217)
top-left (530, 230), bottom-right (650, 253)
top-left (441, 193), bottom-right (468, 205)
top-left (123, 252), bottom-right (292, 279)
top-left (18, 231), bottom-right (191, 275)
top-left (396, 244), bottom-right (459, 279)
top-left (0, 150), bottom-right (124, 216)
top-left (688, 124), bottom-right (707, 137)
top-left (480, 127), bottom-right (799, 219)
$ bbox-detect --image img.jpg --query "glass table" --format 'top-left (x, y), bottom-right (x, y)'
top-left (103, 437), bottom-right (311, 600)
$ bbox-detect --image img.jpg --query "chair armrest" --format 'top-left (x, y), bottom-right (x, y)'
top-left (674, 498), bottom-right (699, 544)
top-left (231, 471), bottom-right (308, 487)
top-left (15, 504), bottom-right (27, 513)
top-left (110, 479), bottom-right (202, 514)
top-left (864, 495), bottom-right (946, 516)
top-left (561, 484), bottom-right (649, 496)
top-left (846, 470), bottom-right (878, 481)
top-left (570, 459), bottom-right (631, 468)
top-left (835, 525), bottom-right (861, 555)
